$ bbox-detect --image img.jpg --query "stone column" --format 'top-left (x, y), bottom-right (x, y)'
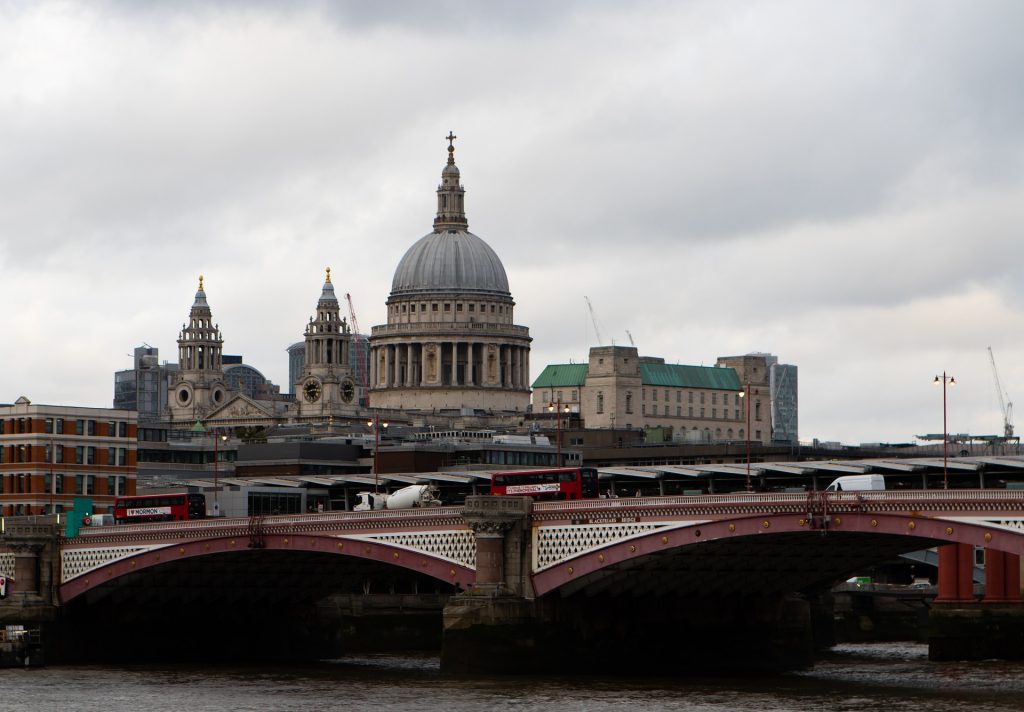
top-left (985, 549), bottom-right (1007, 603)
top-left (467, 342), bottom-right (475, 386)
top-left (958, 543), bottom-right (975, 602)
top-left (461, 495), bottom-right (533, 595)
top-left (12, 543), bottom-right (42, 595)
top-left (936, 544), bottom-right (960, 603)
top-left (383, 345), bottom-right (392, 388)
top-left (452, 342), bottom-right (460, 387)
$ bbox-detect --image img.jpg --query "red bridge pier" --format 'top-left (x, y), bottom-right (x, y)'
top-left (931, 543), bottom-right (1024, 661)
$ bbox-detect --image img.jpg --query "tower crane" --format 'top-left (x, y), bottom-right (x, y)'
top-left (988, 346), bottom-right (1014, 438)
top-left (346, 293), bottom-right (369, 407)
top-left (584, 296), bottom-right (605, 347)
top-left (626, 330), bottom-right (635, 347)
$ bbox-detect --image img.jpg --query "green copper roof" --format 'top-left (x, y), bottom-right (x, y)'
top-left (531, 364), bottom-right (588, 389)
top-left (641, 363), bottom-right (741, 390)
top-left (532, 362), bottom-right (741, 390)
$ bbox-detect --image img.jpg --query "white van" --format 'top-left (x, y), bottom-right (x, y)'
top-left (824, 474), bottom-right (884, 492)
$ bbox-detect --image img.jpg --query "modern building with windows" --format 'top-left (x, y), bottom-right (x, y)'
top-left (0, 396), bottom-right (137, 516)
top-left (716, 353), bottom-right (798, 446)
top-left (113, 345), bottom-right (178, 421)
top-left (534, 346), bottom-right (797, 445)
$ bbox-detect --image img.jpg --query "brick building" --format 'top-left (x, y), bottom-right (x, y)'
top-left (0, 397), bottom-right (137, 516)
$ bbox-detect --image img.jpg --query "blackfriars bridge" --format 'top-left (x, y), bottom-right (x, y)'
top-left (3, 489), bottom-right (1024, 671)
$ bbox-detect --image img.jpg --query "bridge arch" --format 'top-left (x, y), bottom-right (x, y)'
top-left (532, 510), bottom-right (1024, 597)
top-left (60, 532), bottom-right (475, 603)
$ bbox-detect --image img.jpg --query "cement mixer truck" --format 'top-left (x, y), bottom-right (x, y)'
top-left (353, 484), bottom-right (442, 511)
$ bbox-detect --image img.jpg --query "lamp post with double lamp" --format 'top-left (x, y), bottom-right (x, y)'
top-left (212, 429), bottom-right (227, 516)
top-left (934, 372), bottom-right (955, 489)
top-left (547, 399), bottom-right (570, 466)
top-left (739, 385), bottom-right (752, 491)
top-left (367, 414), bottom-right (389, 493)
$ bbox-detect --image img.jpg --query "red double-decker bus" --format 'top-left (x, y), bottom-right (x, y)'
top-left (490, 467), bottom-right (600, 501)
top-left (113, 493), bottom-right (207, 525)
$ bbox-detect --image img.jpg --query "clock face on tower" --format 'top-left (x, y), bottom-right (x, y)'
top-left (303, 379), bottom-right (322, 403)
top-left (341, 379), bottom-right (355, 403)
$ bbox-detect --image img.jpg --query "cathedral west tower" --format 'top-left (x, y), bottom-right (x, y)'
top-left (368, 134), bottom-right (531, 412)
top-left (167, 276), bottom-right (230, 424)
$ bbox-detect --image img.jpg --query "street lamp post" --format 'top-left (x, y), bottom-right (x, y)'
top-left (547, 399), bottom-right (570, 466)
top-left (739, 385), bottom-right (752, 491)
top-left (212, 429), bottom-right (227, 516)
top-left (367, 414), bottom-right (389, 493)
top-left (934, 372), bottom-right (956, 489)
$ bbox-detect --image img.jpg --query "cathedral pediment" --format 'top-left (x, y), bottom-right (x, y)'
top-left (204, 393), bottom-right (276, 421)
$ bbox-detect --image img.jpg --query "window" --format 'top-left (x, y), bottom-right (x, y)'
top-left (76, 420), bottom-right (85, 436)
top-left (735, 409), bottom-right (740, 420)
top-left (421, 303), bottom-right (426, 312)
top-left (700, 408), bottom-right (705, 418)
top-left (108, 421), bottom-right (116, 436)
top-left (755, 430), bottom-right (762, 440)
top-left (712, 393), bottom-right (717, 405)
top-left (641, 404), bottom-right (646, 415)
top-left (755, 402), bottom-right (762, 421)
top-left (55, 418), bottom-right (63, 434)
top-left (86, 447), bottom-right (95, 465)
top-left (55, 475), bottom-right (63, 494)
top-left (712, 408), bottom-right (717, 419)
top-left (444, 303), bottom-right (451, 312)
top-left (676, 406), bottom-right (681, 416)
top-left (108, 447), bottom-right (116, 465)
top-left (469, 304), bottom-right (475, 312)
top-left (45, 418), bottom-right (54, 433)
top-left (87, 420), bottom-right (95, 435)
top-left (664, 389), bottom-right (668, 401)
top-left (597, 392), bottom-right (604, 414)
top-left (571, 390), bottom-right (577, 401)
top-left (75, 446), bottom-right (84, 464)
top-left (55, 444), bottom-right (62, 463)
top-left (432, 303), bottom-right (438, 311)
top-left (688, 392), bottom-right (693, 404)
top-left (688, 406), bottom-right (693, 417)
top-left (653, 390), bottom-right (657, 401)
top-left (700, 392), bottom-right (705, 404)
top-left (625, 392), bottom-right (633, 414)
top-left (676, 391), bottom-right (681, 403)
top-left (119, 422), bottom-right (126, 437)
top-left (75, 475), bottom-right (84, 495)
top-left (456, 303), bottom-right (463, 311)
top-left (118, 448), bottom-right (126, 466)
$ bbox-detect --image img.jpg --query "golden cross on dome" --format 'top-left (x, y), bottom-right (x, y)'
top-left (446, 131), bottom-right (457, 163)
top-left (198, 275), bottom-right (204, 291)
top-left (326, 266), bottom-right (332, 283)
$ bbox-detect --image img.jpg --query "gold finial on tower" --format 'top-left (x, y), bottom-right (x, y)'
top-left (325, 266), bottom-right (332, 283)
top-left (446, 131), bottom-right (457, 164)
top-left (198, 275), bottom-right (204, 291)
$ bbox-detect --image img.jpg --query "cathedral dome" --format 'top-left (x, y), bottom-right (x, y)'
top-left (391, 230), bottom-right (509, 297)
top-left (389, 134), bottom-right (510, 298)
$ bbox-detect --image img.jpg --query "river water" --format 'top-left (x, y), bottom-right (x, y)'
top-left (2, 643), bottom-right (1023, 712)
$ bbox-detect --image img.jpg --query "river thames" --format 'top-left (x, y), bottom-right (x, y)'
top-left (2, 643), bottom-right (1023, 711)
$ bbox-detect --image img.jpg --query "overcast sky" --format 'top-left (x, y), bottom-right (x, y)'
top-left (2, 0), bottom-right (1022, 445)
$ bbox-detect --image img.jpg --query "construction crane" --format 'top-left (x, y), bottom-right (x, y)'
top-left (626, 330), bottom-right (635, 347)
top-left (584, 296), bottom-right (605, 346)
top-left (346, 293), bottom-right (369, 407)
top-left (988, 346), bottom-right (1014, 438)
